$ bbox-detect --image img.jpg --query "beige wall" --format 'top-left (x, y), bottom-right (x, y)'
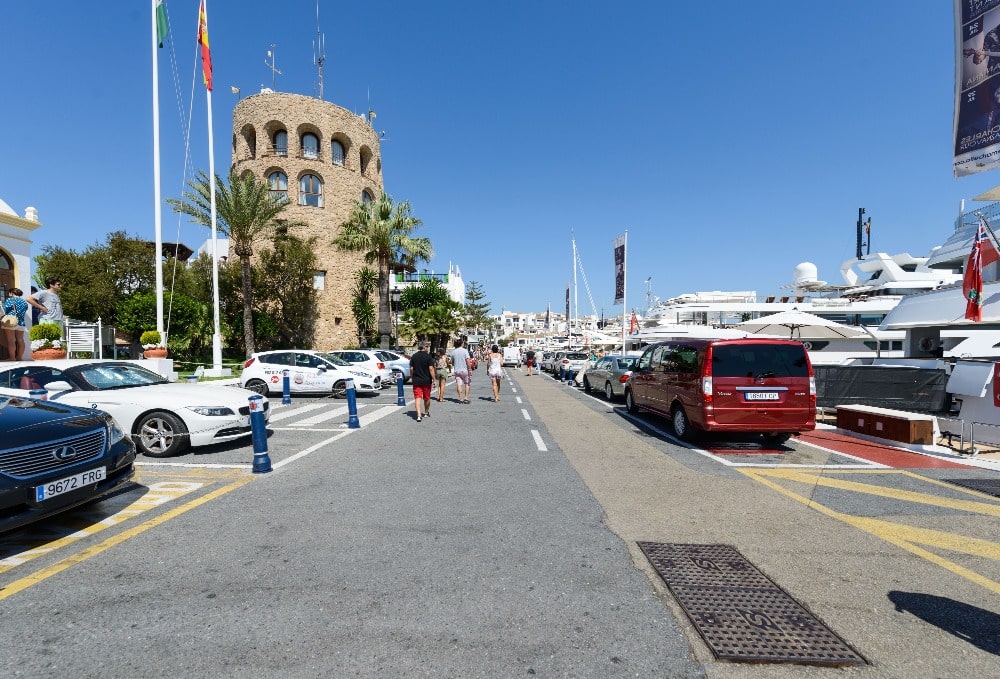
top-left (232, 92), bottom-right (383, 348)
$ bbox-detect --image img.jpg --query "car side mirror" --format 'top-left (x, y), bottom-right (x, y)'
top-left (42, 380), bottom-right (74, 392)
top-left (317, 365), bottom-right (327, 372)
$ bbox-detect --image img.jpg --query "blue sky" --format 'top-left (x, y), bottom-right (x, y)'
top-left (1, 1), bottom-right (997, 321)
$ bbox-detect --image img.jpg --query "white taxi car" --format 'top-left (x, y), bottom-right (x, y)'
top-left (241, 350), bottom-right (381, 397)
top-left (0, 360), bottom-right (268, 458)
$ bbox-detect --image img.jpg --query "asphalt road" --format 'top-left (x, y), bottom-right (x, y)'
top-left (0, 370), bottom-right (997, 678)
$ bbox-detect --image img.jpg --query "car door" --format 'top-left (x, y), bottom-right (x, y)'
top-left (629, 346), bottom-right (656, 405)
top-left (291, 352), bottom-right (337, 392)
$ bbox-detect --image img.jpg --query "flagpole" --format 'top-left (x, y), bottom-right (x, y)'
top-left (200, 0), bottom-right (224, 375)
top-left (151, 0), bottom-right (164, 340)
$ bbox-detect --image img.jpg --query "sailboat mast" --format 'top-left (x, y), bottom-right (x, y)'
top-left (572, 236), bottom-right (578, 341)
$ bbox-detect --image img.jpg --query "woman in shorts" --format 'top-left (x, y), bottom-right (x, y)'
top-left (435, 347), bottom-right (450, 402)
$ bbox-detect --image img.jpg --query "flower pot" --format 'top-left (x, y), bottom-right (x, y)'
top-left (32, 348), bottom-right (67, 360)
top-left (143, 348), bottom-right (169, 359)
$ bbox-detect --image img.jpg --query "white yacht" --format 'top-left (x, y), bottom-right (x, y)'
top-left (637, 251), bottom-right (963, 365)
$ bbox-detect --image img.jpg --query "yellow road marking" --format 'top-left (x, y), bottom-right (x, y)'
top-left (741, 468), bottom-right (1000, 595)
top-left (0, 476), bottom-right (252, 600)
top-left (756, 468), bottom-right (1000, 516)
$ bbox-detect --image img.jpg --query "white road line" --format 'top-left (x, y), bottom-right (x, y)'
top-left (294, 404), bottom-right (354, 426)
top-left (357, 405), bottom-right (402, 426)
top-left (272, 430), bottom-right (353, 468)
top-left (521, 409), bottom-right (531, 420)
top-left (267, 402), bottom-right (329, 421)
top-left (531, 429), bottom-right (547, 451)
top-left (515, 396), bottom-right (522, 404)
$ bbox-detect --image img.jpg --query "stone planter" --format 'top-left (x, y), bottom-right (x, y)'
top-left (32, 348), bottom-right (67, 360)
top-left (143, 348), bottom-right (169, 359)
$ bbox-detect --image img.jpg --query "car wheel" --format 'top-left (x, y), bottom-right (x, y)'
top-left (331, 380), bottom-right (348, 399)
top-left (244, 378), bottom-right (270, 396)
top-left (135, 411), bottom-right (189, 458)
top-left (672, 406), bottom-right (695, 442)
top-left (604, 381), bottom-right (615, 401)
top-left (625, 388), bottom-right (638, 414)
top-left (762, 433), bottom-right (792, 445)
top-left (583, 377), bottom-right (592, 393)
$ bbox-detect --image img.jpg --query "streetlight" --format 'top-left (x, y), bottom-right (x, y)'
top-left (390, 286), bottom-right (401, 349)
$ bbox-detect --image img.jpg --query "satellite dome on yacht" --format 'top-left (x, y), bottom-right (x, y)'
top-left (792, 262), bottom-right (827, 289)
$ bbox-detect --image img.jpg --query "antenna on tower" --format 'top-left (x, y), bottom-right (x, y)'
top-left (313, 0), bottom-right (326, 100)
top-left (265, 44), bottom-right (282, 91)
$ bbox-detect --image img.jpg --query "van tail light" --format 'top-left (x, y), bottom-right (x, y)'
top-left (809, 376), bottom-right (817, 405)
top-left (244, 357), bottom-right (257, 368)
top-left (701, 346), bottom-right (714, 404)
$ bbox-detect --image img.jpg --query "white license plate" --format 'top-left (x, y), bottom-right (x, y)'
top-left (35, 467), bottom-right (106, 502)
top-left (745, 392), bottom-right (780, 401)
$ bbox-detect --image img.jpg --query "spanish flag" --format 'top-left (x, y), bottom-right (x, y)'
top-left (197, 0), bottom-right (212, 91)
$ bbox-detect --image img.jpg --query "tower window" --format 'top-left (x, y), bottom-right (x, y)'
top-left (331, 140), bottom-right (345, 166)
top-left (302, 133), bottom-right (319, 160)
top-left (273, 130), bottom-right (287, 156)
top-left (299, 174), bottom-right (323, 207)
top-left (268, 171), bottom-right (288, 202)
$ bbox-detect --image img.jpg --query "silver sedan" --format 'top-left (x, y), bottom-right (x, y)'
top-left (582, 354), bottom-right (639, 401)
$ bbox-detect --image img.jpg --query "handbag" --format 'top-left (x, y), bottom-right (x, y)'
top-left (1, 314), bottom-right (17, 328)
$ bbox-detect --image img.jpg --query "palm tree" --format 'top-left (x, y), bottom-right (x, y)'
top-left (332, 192), bottom-right (432, 348)
top-left (167, 169), bottom-right (302, 358)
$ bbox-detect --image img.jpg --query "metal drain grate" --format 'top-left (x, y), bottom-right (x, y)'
top-left (638, 542), bottom-right (865, 666)
top-left (944, 478), bottom-right (1000, 498)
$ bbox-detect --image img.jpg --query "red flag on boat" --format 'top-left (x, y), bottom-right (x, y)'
top-left (963, 219), bottom-right (991, 321)
top-left (629, 311), bottom-right (639, 334)
top-left (197, 0), bottom-right (213, 91)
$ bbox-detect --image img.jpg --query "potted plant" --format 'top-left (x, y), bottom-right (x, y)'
top-left (140, 330), bottom-right (168, 359)
top-left (30, 323), bottom-right (66, 359)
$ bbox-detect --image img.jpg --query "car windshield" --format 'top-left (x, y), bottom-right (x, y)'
top-left (73, 363), bottom-right (170, 390)
top-left (565, 352), bottom-right (589, 360)
top-left (318, 352), bottom-right (352, 367)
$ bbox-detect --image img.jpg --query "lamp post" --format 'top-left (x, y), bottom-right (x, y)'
top-left (390, 286), bottom-right (401, 349)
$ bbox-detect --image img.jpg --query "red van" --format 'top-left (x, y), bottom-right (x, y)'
top-left (624, 338), bottom-right (815, 443)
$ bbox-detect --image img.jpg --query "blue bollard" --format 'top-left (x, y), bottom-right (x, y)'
top-left (248, 394), bottom-right (272, 473)
top-left (29, 388), bottom-right (48, 401)
top-left (396, 375), bottom-right (406, 406)
top-left (346, 379), bottom-right (360, 428)
top-left (281, 369), bottom-right (291, 405)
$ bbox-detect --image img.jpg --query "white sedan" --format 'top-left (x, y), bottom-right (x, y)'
top-left (0, 360), bottom-right (268, 458)
top-left (240, 350), bottom-right (382, 396)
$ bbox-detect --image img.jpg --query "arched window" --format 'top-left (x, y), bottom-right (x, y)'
top-left (331, 140), bottom-right (345, 166)
top-left (359, 148), bottom-right (371, 174)
top-left (273, 130), bottom-right (287, 156)
top-left (361, 190), bottom-right (373, 207)
top-left (299, 174), bottom-right (323, 207)
top-left (268, 171), bottom-right (288, 201)
top-left (302, 133), bottom-right (319, 160)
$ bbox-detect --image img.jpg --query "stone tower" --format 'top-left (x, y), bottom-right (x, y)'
top-left (231, 91), bottom-right (383, 348)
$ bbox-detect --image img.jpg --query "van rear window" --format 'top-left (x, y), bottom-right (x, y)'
top-left (711, 344), bottom-right (809, 378)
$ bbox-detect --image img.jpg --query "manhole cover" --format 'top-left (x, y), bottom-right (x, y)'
top-left (638, 542), bottom-right (865, 666)
top-left (944, 478), bottom-right (1000, 498)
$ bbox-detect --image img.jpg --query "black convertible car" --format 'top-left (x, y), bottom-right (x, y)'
top-left (0, 396), bottom-right (136, 533)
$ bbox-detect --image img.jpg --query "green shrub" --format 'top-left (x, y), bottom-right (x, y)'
top-left (29, 323), bottom-right (62, 342)
top-left (140, 330), bottom-right (162, 347)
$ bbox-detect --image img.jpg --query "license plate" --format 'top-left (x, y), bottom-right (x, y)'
top-left (35, 467), bottom-right (106, 502)
top-left (745, 392), bottom-right (780, 401)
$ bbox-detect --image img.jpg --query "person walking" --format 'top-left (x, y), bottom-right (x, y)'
top-left (434, 347), bottom-right (450, 402)
top-left (450, 338), bottom-right (472, 403)
top-left (2, 288), bottom-right (30, 361)
top-left (534, 349), bottom-right (544, 375)
top-left (27, 277), bottom-right (63, 325)
top-left (487, 344), bottom-right (504, 402)
top-left (524, 347), bottom-right (535, 376)
top-left (409, 341), bottom-right (436, 422)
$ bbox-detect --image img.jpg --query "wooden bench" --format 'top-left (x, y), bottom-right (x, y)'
top-left (836, 405), bottom-right (935, 445)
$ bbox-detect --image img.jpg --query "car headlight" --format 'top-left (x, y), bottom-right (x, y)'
top-left (187, 406), bottom-right (236, 417)
top-left (104, 414), bottom-right (126, 445)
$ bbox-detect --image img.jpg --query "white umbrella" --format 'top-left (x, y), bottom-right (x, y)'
top-left (736, 309), bottom-right (869, 339)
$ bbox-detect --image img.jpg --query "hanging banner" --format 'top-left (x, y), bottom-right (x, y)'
top-left (565, 284), bottom-right (570, 329)
top-left (955, 0), bottom-right (1000, 176)
top-left (613, 234), bottom-right (626, 305)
